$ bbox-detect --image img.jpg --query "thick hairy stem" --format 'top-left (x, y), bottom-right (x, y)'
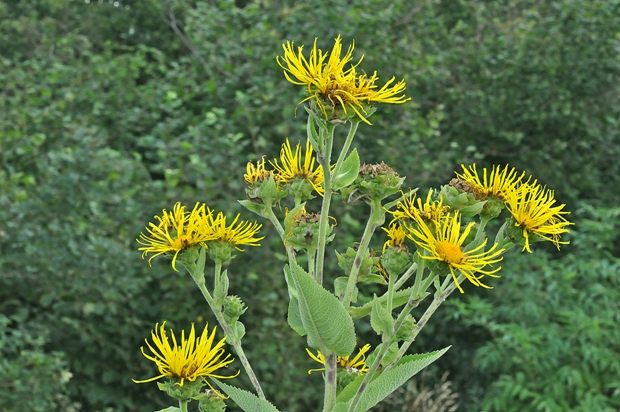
top-left (322, 353), bottom-right (338, 412)
top-left (315, 125), bottom-right (335, 284)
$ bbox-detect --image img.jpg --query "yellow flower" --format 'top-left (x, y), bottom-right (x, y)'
top-left (270, 138), bottom-right (325, 197)
top-left (504, 181), bottom-right (572, 252)
top-left (305, 344), bottom-right (372, 375)
top-left (407, 212), bottom-right (505, 293)
top-left (133, 322), bottom-right (238, 396)
top-left (390, 189), bottom-right (449, 224)
top-left (277, 35), bottom-right (410, 124)
top-left (137, 202), bottom-right (215, 270)
top-left (456, 164), bottom-right (525, 201)
top-left (244, 157), bottom-right (272, 185)
top-left (205, 212), bottom-right (264, 250)
top-left (382, 221), bottom-right (407, 252)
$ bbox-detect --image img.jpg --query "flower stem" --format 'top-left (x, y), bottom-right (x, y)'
top-left (179, 400), bottom-right (188, 412)
top-left (315, 124), bottom-right (335, 285)
top-left (322, 353), bottom-right (338, 412)
top-left (340, 198), bottom-right (384, 307)
top-left (188, 264), bottom-right (266, 399)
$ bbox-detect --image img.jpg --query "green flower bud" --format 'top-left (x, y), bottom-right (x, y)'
top-left (244, 159), bottom-right (287, 208)
top-left (341, 162), bottom-right (404, 204)
top-left (157, 378), bottom-right (204, 402)
top-left (284, 206), bottom-right (334, 252)
top-left (198, 390), bottom-right (227, 412)
top-left (206, 241), bottom-right (238, 265)
top-left (381, 246), bottom-right (411, 278)
top-left (223, 295), bottom-right (247, 324)
top-left (395, 314), bottom-right (418, 342)
top-left (440, 180), bottom-right (487, 217)
top-left (287, 177), bottom-right (317, 202)
top-left (336, 247), bottom-right (381, 282)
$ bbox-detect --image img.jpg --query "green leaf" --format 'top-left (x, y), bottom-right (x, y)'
top-left (238, 200), bottom-right (266, 217)
top-left (213, 380), bottom-right (281, 412)
top-left (306, 115), bottom-right (322, 153)
top-left (213, 269), bottom-right (229, 307)
top-left (289, 260), bottom-right (356, 356)
top-left (334, 276), bottom-right (357, 303)
top-left (370, 295), bottom-right (394, 337)
top-left (333, 347), bottom-right (451, 412)
top-left (332, 148), bottom-right (360, 191)
top-left (287, 296), bottom-right (307, 336)
top-left (155, 408), bottom-right (181, 412)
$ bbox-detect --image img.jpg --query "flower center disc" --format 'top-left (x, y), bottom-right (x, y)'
top-left (436, 241), bottom-right (464, 264)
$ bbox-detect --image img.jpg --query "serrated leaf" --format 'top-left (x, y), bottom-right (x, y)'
top-left (332, 149), bottom-right (360, 191)
top-left (370, 295), bottom-right (394, 336)
top-left (334, 347), bottom-right (451, 412)
top-left (213, 380), bottom-right (281, 412)
top-left (287, 296), bottom-right (307, 336)
top-left (289, 260), bottom-right (356, 356)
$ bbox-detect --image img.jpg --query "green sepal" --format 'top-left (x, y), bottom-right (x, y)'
top-left (332, 149), bottom-right (360, 191)
top-left (370, 295), bottom-right (394, 337)
top-left (213, 270), bottom-right (229, 307)
top-left (334, 346), bottom-right (451, 412)
top-left (287, 296), bottom-right (307, 336)
top-left (289, 260), bottom-right (356, 356)
top-left (334, 276), bottom-right (358, 304)
top-left (213, 380), bottom-right (281, 412)
top-left (157, 378), bottom-right (204, 402)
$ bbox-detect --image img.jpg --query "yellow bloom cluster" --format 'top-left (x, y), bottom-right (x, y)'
top-left (134, 322), bottom-right (238, 396)
top-left (137, 202), bottom-right (263, 270)
top-left (277, 35), bottom-right (410, 124)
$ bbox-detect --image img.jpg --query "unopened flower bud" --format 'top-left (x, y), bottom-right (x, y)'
top-left (199, 390), bottom-right (227, 412)
top-left (223, 295), bottom-right (247, 323)
top-left (341, 162), bottom-right (404, 204)
top-left (440, 180), bottom-right (486, 217)
top-left (336, 247), bottom-right (381, 282)
top-left (395, 314), bottom-right (417, 342)
top-left (284, 206), bottom-right (334, 252)
top-left (381, 247), bottom-right (411, 278)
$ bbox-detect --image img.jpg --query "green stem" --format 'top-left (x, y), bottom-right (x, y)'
top-left (189, 265), bottom-right (266, 399)
top-left (322, 353), bottom-right (338, 412)
top-left (308, 248), bottom-right (317, 280)
top-left (392, 279), bottom-right (458, 365)
top-left (393, 261), bottom-right (418, 291)
top-left (179, 399), bottom-right (188, 412)
top-left (315, 125), bottom-right (335, 285)
top-left (340, 198), bottom-right (384, 307)
top-left (264, 207), bottom-right (296, 265)
top-left (346, 339), bottom-right (391, 412)
top-left (386, 272), bottom-right (396, 315)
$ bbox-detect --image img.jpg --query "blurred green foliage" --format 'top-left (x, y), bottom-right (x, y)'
top-left (1, 0), bottom-right (618, 410)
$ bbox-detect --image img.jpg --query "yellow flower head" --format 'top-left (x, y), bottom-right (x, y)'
top-left (456, 164), bottom-right (525, 201)
top-left (270, 138), bottom-right (325, 197)
top-left (277, 35), bottom-right (410, 124)
top-left (244, 157), bottom-right (272, 185)
top-left (137, 202), bottom-right (215, 270)
top-left (305, 344), bottom-right (372, 375)
top-left (133, 322), bottom-right (238, 396)
top-left (407, 212), bottom-right (505, 293)
top-left (390, 189), bottom-right (450, 225)
top-left (504, 181), bottom-right (572, 252)
top-left (205, 212), bottom-right (264, 251)
top-left (382, 221), bottom-right (407, 252)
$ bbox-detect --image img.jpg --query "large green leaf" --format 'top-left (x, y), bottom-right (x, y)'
top-left (289, 261), bottom-right (356, 356)
top-left (333, 346), bottom-right (451, 412)
top-left (287, 296), bottom-right (307, 336)
top-left (213, 380), bottom-right (281, 412)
